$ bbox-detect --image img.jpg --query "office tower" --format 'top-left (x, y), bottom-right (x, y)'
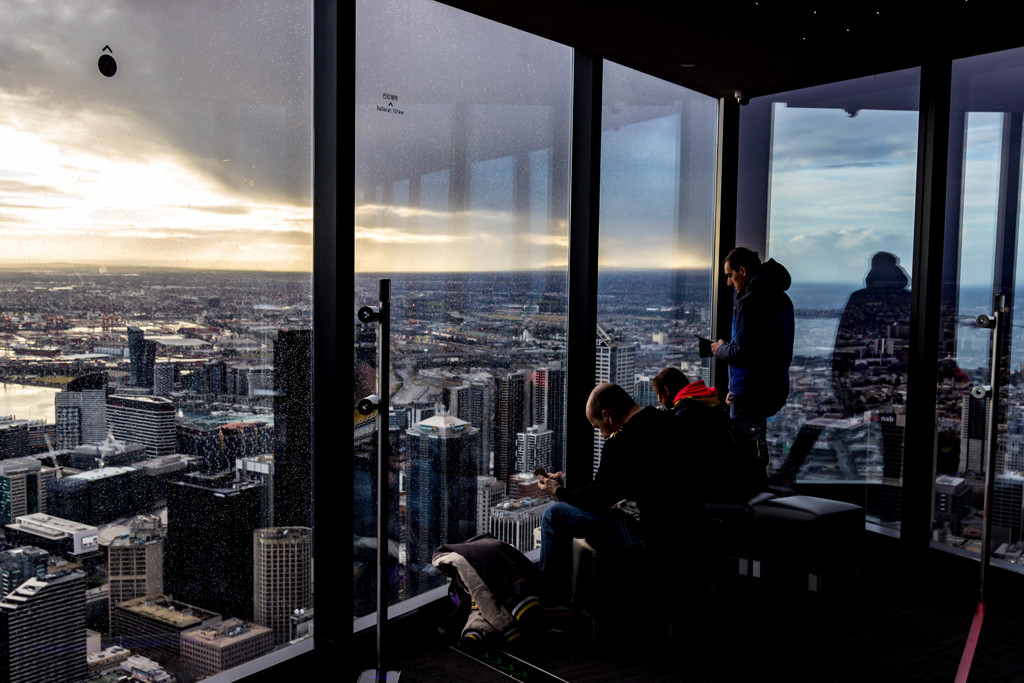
top-left (0, 569), bottom-right (87, 683)
top-left (238, 455), bottom-right (275, 528)
top-left (273, 329), bottom-right (312, 528)
top-left (177, 421), bottom-right (271, 472)
top-left (181, 618), bottom-right (274, 679)
top-left (405, 414), bottom-right (480, 594)
top-left (0, 420), bottom-right (29, 461)
top-left (55, 372), bottom-right (108, 449)
top-left (153, 362), bottom-right (175, 396)
top-left (445, 379), bottom-right (491, 472)
top-left (490, 497), bottom-right (552, 553)
top-left (107, 395), bottom-right (176, 457)
top-left (46, 466), bottom-right (147, 526)
top-left (960, 395), bottom-right (988, 473)
top-left (934, 474), bottom-right (973, 536)
top-left (0, 457), bottom-right (54, 524)
top-left (495, 370), bottom-right (528, 483)
top-left (634, 374), bottom-right (658, 409)
top-left (0, 546), bottom-right (48, 598)
top-left (165, 472), bottom-right (264, 620)
top-left (595, 326), bottom-right (638, 397)
top-left (253, 527), bottom-right (313, 645)
top-left (113, 594), bottom-right (220, 663)
top-left (533, 367), bottom-right (565, 472)
top-left (476, 476), bottom-right (506, 536)
top-left (594, 327), bottom-right (639, 472)
top-left (516, 425), bottom-right (553, 474)
top-left (992, 473), bottom-right (1024, 545)
top-left (128, 326), bottom-right (157, 389)
top-left (107, 515), bottom-right (165, 625)
top-left (874, 406), bottom-right (906, 481)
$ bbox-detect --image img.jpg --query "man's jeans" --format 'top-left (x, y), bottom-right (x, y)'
top-left (539, 501), bottom-right (643, 606)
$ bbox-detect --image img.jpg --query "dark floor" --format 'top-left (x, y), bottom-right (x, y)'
top-left (351, 541), bottom-right (1024, 682)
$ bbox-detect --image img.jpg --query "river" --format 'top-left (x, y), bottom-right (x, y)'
top-left (0, 383), bottom-right (59, 423)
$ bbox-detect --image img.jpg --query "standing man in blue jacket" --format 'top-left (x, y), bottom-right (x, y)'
top-left (711, 247), bottom-right (795, 443)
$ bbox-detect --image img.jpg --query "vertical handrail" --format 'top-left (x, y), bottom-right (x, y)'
top-left (375, 279), bottom-right (391, 672)
top-left (976, 297), bottom-right (1004, 602)
top-left (357, 278), bottom-right (397, 681)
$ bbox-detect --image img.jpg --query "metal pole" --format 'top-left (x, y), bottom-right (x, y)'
top-left (376, 278), bottom-right (391, 672)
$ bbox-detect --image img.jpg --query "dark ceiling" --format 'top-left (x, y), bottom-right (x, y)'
top-left (437, 1), bottom-right (1022, 100)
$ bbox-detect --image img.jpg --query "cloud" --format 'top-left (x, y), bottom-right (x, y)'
top-left (0, 1), bottom-right (313, 271)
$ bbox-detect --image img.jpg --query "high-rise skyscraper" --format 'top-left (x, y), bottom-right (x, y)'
top-left (165, 472), bottom-right (264, 620)
top-left (127, 326), bottom-right (157, 389)
top-left (107, 515), bottom-right (165, 625)
top-left (595, 326), bottom-right (638, 397)
top-left (0, 569), bottom-right (87, 683)
top-left (0, 457), bottom-right (55, 524)
top-left (445, 375), bottom-right (494, 473)
top-left (107, 395), bottom-right (176, 457)
top-left (495, 370), bottom-right (528, 484)
top-left (405, 414), bottom-right (479, 594)
top-left (516, 425), bottom-right (553, 475)
top-left (992, 473), bottom-right (1024, 545)
top-left (273, 329), bottom-right (312, 529)
top-left (532, 366), bottom-right (565, 472)
top-left (476, 476), bottom-right (507, 536)
top-left (253, 526), bottom-right (312, 645)
top-left (593, 327), bottom-right (639, 472)
top-left (0, 546), bottom-right (48, 598)
top-left (55, 372), bottom-right (108, 450)
top-left (153, 362), bottom-right (175, 396)
top-left (961, 395), bottom-right (989, 474)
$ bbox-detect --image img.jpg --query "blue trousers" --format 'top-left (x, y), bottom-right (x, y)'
top-left (539, 501), bottom-right (643, 606)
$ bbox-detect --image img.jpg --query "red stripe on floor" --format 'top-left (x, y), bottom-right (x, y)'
top-left (955, 601), bottom-right (985, 683)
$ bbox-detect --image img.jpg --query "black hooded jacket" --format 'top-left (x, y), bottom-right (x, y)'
top-left (715, 258), bottom-right (795, 417)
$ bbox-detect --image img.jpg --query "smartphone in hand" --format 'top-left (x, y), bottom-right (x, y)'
top-left (695, 334), bottom-right (713, 358)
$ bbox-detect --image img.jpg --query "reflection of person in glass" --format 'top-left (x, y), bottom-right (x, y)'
top-left (831, 251), bottom-right (911, 420)
top-left (771, 251), bottom-right (911, 490)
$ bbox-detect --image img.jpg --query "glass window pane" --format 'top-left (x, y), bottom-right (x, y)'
top-left (594, 61), bottom-right (718, 473)
top-left (0, 2), bottom-right (312, 681)
top-left (933, 47), bottom-right (1024, 573)
top-left (354, 0), bottom-right (571, 616)
top-left (744, 69), bottom-right (920, 531)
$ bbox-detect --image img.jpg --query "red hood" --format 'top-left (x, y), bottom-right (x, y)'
top-left (673, 380), bottom-right (719, 407)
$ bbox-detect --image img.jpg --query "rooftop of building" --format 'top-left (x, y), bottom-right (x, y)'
top-left (118, 594), bottom-right (219, 628)
top-left (182, 617), bottom-right (272, 646)
top-left (66, 465), bottom-right (138, 482)
top-left (0, 569), bottom-right (85, 610)
top-left (9, 513), bottom-right (97, 537)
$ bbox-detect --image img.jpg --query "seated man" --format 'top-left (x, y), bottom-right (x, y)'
top-left (536, 382), bottom-right (688, 615)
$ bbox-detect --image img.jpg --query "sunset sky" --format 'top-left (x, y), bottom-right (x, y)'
top-left (0, 1), bottom-right (312, 272)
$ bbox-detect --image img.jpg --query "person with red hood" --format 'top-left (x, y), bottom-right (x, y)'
top-left (653, 366), bottom-right (766, 502)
